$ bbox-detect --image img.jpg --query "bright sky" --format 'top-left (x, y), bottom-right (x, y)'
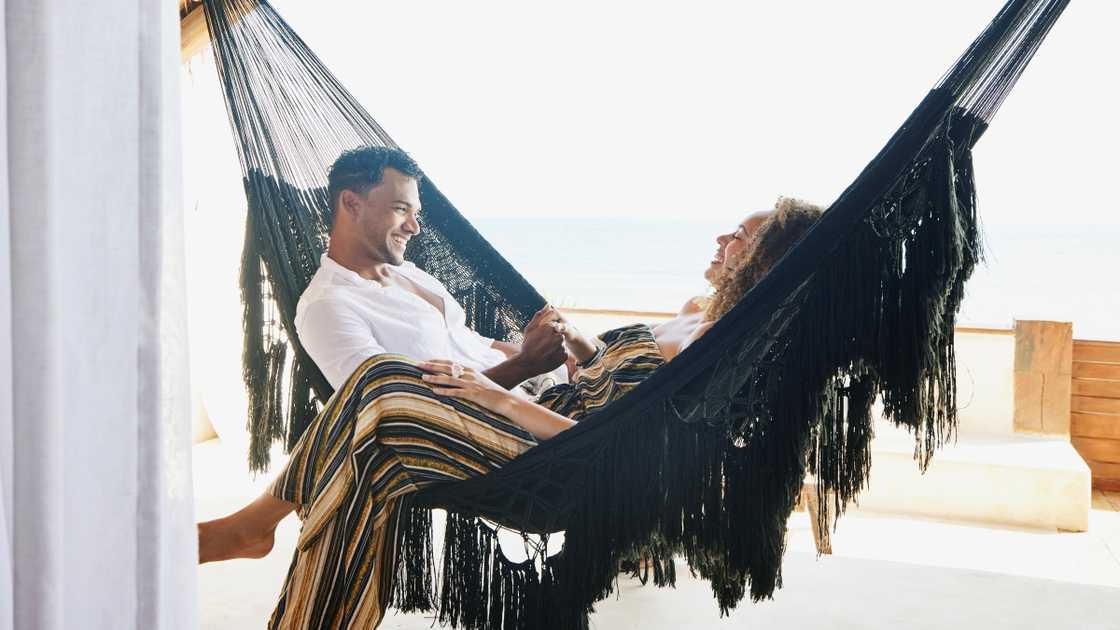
top-left (257, 0), bottom-right (1118, 228)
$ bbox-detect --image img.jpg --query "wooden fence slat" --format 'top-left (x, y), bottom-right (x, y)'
top-left (1072, 380), bottom-right (1120, 399)
top-left (1072, 396), bottom-right (1120, 415)
top-left (1073, 362), bottom-right (1120, 381)
top-left (1096, 479), bottom-right (1120, 492)
top-left (1086, 460), bottom-right (1120, 484)
top-left (1073, 342), bottom-right (1120, 364)
top-left (1072, 413), bottom-right (1120, 440)
top-left (1072, 340), bottom-right (1120, 490)
top-left (1086, 459), bottom-right (1120, 477)
top-left (1072, 437), bottom-right (1120, 464)
top-left (1075, 340), bottom-right (1120, 349)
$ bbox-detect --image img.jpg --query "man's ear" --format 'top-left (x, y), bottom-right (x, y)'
top-left (339, 189), bottom-right (362, 219)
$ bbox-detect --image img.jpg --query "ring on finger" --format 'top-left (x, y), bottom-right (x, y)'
top-left (450, 363), bottom-right (463, 378)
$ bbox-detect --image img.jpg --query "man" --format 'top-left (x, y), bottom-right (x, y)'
top-left (296, 146), bottom-right (567, 394)
top-left (197, 146), bottom-right (567, 567)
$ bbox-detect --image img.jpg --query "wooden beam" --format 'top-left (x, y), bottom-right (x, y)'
top-left (180, 0), bottom-right (252, 65)
top-left (181, 3), bottom-right (210, 64)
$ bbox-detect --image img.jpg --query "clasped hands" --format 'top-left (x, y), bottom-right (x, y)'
top-left (419, 305), bottom-right (598, 412)
top-left (519, 304), bottom-right (598, 370)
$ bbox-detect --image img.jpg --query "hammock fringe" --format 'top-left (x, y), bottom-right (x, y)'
top-left (389, 499), bottom-right (436, 614)
top-left (417, 119), bottom-right (989, 616)
top-left (401, 511), bottom-right (587, 630)
top-left (240, 208), bottom-right (286, 470)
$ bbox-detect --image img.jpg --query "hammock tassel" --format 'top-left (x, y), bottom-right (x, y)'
top-left (430, 512), bottom-right (585, 630)
top-left (390, 499), bottom-right (436, 613)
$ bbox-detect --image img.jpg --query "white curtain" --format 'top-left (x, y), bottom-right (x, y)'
top-left (1, 0), bottom-right (197, 628)
top-left (0, 0), bottom-right (13, 625)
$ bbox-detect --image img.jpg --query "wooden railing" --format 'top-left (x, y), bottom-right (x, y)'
top-left (1070, 339), bottom-right (1120, 491)
top-left (559, 307), bottom-right (677, 319)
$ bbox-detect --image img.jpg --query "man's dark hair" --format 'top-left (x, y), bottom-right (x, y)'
top-left (327, 146), bottom-right (424, 215)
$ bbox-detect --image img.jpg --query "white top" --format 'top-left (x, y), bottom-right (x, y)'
top-left (295, 254), bottom-right (508, 390)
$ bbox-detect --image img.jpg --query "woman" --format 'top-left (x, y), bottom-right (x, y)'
top-left (200, 197), bottom-right (823, 629)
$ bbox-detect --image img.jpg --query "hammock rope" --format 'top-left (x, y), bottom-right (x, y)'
top-left (200, 0), bottom-right (1069, 626)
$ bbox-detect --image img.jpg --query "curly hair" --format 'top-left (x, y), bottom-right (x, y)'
top-left (704, 197), bottom-right (824, 321)
top-left (327, 146), bottom-right (424, 217)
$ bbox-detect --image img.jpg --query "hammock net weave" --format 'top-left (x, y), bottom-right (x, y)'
top-left (200, 0), bottom-right (1069, 626)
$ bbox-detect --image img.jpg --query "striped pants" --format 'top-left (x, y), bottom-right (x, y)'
top-left (267, 324), bottom-right (664, 629)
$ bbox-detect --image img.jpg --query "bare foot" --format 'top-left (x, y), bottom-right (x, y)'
top-left (197, 517), bottom-right (276, 564)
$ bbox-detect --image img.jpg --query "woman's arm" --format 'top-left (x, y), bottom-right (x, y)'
top-left (678, 320), bottom-right (715, 353)
top-left (490, 395), bottom-right (576, 440)
top-left (419, 360), bottom-right (576, 440)
top-left (549, 310), bottom-right (599, 364)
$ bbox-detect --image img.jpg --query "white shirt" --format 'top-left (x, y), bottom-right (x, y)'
top-left (296, 254), bottom-right (509, 390)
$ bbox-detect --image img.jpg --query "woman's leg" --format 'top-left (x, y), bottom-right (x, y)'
top-left (535, 323), bottom-right (666, 420)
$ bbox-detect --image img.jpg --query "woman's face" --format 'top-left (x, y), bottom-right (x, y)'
top-left (704, 211), bottom-right (770, 284)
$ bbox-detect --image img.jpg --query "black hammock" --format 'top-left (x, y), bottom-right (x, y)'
top-left (200, 0), bottom-right (1069, 626)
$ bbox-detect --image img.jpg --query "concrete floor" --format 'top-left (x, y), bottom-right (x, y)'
top-left (195, 440), bottom-right (1120, 629)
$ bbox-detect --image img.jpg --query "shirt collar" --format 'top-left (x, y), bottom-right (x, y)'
top-left (319, 253), bottom-right (418, 288)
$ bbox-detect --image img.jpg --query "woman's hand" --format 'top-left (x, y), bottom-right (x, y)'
top-left (420, 359), bottom-right (578, 440)
top-left (419, 360), bottom-right (517, 415)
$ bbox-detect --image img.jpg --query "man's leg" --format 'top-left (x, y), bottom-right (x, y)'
top-left (196, 353), bottom-right (381, 565)
top-left (198, 493), bottom-right (296, 563)
top-left (267, 354), bottom-right (538, 629)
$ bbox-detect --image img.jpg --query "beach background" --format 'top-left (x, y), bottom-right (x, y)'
top-left (473, 216), bottom-right (1119, 340)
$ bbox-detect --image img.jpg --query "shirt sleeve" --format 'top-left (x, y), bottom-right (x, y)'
top-left (468, 327), bottom-right (497, 350)
top-left (297, 298), bottom-right (387, 391)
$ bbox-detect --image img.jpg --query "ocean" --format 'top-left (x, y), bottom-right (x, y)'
top-left (472, 217), bottom-right (1120, 341)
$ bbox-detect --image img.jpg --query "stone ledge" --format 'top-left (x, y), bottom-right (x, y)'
top-left (852, 424), bottom-right (1091, 531)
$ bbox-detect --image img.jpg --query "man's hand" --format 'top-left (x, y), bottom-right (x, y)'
top-left (483, 305), bottom-right (567, 389)
top-left (518, 305), bottom-right (569, 373)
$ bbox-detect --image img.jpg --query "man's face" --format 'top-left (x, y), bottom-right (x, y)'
top-left (346, 167), bottom-right (422, 266)
top-left (704, 211), bottom-right (770, 283)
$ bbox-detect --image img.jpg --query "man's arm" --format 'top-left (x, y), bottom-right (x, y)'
top-left (482, 341), bottom-right (566, 389)
top-left (490, 339), bottom-right (520, 359)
